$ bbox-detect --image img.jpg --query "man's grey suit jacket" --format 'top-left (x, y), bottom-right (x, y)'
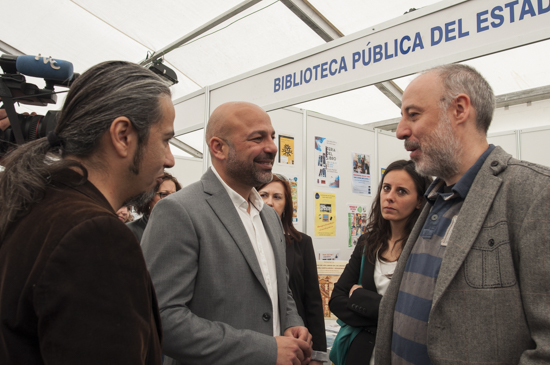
top-left (142, 168), bottom-right (303, 365)
top-left (375, 146), bottom-right (550, 364)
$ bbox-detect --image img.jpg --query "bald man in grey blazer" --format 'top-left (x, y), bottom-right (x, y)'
top-left (142, 102), bottom-right (312, 365)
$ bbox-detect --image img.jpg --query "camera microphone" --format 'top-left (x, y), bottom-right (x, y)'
top-left (1, 54), bottom-right (74, 82)
top-left (16, 55), bottom-right (74, 81)
top-left (0, 54), bottom-right (77, 150)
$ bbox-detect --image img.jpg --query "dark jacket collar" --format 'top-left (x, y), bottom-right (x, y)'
top-left (52, 168), bottom-right (113, 213)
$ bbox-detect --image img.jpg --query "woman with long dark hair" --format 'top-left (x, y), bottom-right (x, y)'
top-left (257, 174), bottom-right (327, 365)
top-left (329, 160), bottom-right (432, 365)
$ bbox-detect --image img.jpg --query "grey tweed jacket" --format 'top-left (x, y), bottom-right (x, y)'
top-left (141, 168), bottom-right (303, 365)
top-left (375, 146), bottom-right (550, 364)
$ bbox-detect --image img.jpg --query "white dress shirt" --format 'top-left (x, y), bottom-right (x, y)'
top-left (212, 166), bottom-right (280, 336)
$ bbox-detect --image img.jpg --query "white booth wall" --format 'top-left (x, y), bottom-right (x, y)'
top-left (520, 127), bottom-right (550, 166)
top-left (173, 92), bottom-right (207, 135)
top-left (167, 156), bottom-right (203, 189)
top-left (490, 99), bottom-right (550, 134)
top-left (302, 112), bottom-right (403, 261)
top-left (305, 112), bottom-right (375, 261)
top-left (487, 97), bottom-right (550, 166)
top-left (487, 131), bottom-right (518, 159)
top-left (272, 108), bottom-right (406, 262)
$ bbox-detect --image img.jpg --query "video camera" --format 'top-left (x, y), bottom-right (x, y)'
top-left (0, 54), bottom-right (78, 156)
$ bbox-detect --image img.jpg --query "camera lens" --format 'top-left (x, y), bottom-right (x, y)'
top-left (0, 111), bottom-right (59, 155)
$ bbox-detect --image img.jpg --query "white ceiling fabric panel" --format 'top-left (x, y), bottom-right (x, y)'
top-left (393, 40), bottom-right (550, 95)
top-left (462, 40), bottom-right (550, 95)
top-left (1, 1), bottom-right (145, 66)
top-left (71, 0), bottom-right (245, 52)
top-left (166, 1), bottom-right (325, 86)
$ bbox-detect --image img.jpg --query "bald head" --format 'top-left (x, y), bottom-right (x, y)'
top-left (206, 102), bottom-right (267, 146)
top-left (205, 101), bottom-right (277, 197)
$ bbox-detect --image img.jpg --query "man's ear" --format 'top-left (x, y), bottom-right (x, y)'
top-left (209, 137), bottom-right (228, 161)
top-left (109, 117), bottom-right (136, 158)
top-left (452, 93), bottom-right (472, 127)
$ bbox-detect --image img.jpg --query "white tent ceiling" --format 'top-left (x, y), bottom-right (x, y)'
top-left (2, 0), bottom-right (549, 157)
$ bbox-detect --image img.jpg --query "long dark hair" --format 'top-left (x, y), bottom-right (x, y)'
top-left (0, 61), bottom-right (170, 240)
top-left (359, 160), bottom-right (432, 264)
top-left (257, 174), bottom-right (301, 245)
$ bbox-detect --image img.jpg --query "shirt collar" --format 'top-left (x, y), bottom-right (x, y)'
top-left (210, 166), bottom-right (264, 212)
top-left (425, 144), bottom-right (495, 203)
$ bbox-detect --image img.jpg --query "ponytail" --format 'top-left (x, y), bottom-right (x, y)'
top-left (0, 138), bottom-right (84, 240)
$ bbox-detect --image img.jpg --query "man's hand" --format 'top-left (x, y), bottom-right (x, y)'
top-left (0, 109), bottom-right (37, 132)
top-left (0, 109), bottom-right (9, 131)
top-left (284, 326), bottom-right (312, 346)
top-left (275, 335), bottom-right (312, 365)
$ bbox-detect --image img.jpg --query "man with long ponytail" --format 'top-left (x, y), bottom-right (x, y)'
top-left (0, 60), bottom-right (175, 364)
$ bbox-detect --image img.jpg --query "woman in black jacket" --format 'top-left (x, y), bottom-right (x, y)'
top-left (329, 160), bottom-right (431, 365)
top-left (258, 174), bottom-right (327, 365)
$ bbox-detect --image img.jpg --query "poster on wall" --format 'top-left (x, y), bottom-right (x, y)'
top-left (289, 175), bottom-right (299, 224)
top-left (317, 260), bottom-right (347, 319)
top-left (314, 137), bottom-right (339, 187)
top-left (351, 153), bottom-right (371, 195)
top-left (316, 249), bottom-right (340, 260)
top-left (278, 134), bottom-right (295, 165)
top-left (314, 192), bottom-right (336, 237)
top-left (347, 204), bottom-right (368, 247)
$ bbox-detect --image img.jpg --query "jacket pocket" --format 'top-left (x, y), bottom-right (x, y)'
top-left (464, 221), bottom-right (516, 288)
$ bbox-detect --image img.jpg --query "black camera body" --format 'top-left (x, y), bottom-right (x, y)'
top-left (0, 54), bottom-right (76, 157)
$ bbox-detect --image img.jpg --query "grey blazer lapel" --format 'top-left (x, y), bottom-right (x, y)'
top-left (432, 149), bottom-right (508, 307)
top-left (202, 169), bottom-right (269, 293)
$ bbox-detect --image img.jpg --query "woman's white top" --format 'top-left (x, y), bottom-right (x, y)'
top-left (374, 251), bottom-right (398, 296)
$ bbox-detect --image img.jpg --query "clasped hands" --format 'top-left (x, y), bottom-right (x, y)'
top-left (276, 326), bottom-right (315, 365)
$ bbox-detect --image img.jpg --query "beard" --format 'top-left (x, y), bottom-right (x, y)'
top-left (225, 145), bottom-right (275, 187)
top-left (405, 113), bottom-right (461, 180)
top-left (122, 139), bottom-right (157, 211)
top-left (123, 187), bottom-right (156, 211)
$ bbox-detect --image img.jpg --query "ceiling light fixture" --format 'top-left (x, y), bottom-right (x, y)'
top-left (147, 59), bottom-right (178, 86)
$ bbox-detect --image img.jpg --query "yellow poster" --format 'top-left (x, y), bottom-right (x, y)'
top-left (314, 192), bottom-right (336, 236)
top-left (278, 135), bottom-right (294, 165)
